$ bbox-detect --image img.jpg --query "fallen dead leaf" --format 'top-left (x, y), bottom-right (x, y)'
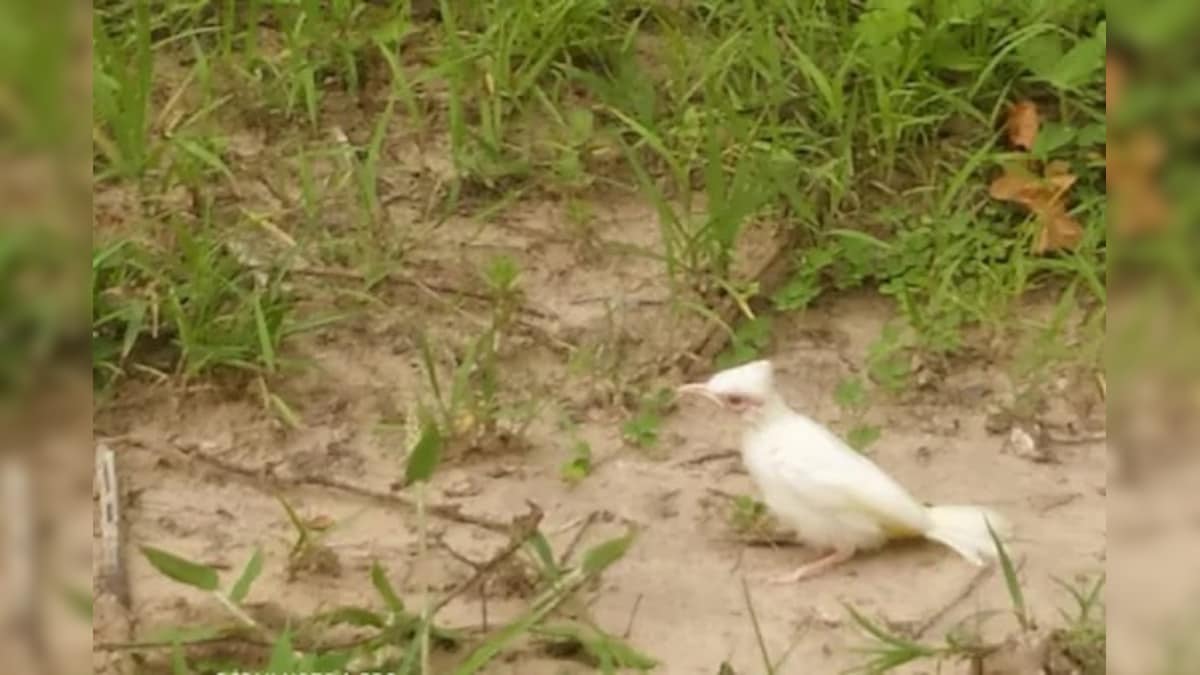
top-left (989, 162), bottom-right (1083, 254)
top-left (1006, 100), bottom-right (1040, 150)
top-left (306, 514), bottom-right (336, 530)
top-left (1035, 209), bottom-right (1084, 255)
top-left (1044, 159), bottom-right (1077, 193)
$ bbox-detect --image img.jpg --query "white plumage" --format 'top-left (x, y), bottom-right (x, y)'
top-left (679, 359), bottom-right (1011, 582)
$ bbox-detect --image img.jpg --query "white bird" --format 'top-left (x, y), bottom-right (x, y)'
top-left (678, 359), bottom-right (1011, 583)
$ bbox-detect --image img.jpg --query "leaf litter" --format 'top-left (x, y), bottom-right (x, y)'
top-left (991, 101), bottom-right (1087, 253)
top-left (1005, 100), bottom-right (1040, 151)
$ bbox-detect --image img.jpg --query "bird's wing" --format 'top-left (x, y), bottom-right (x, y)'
top-left (773, 416), bottom-right (931, 536)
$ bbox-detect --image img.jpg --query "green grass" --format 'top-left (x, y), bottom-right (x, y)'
top-left (92, 0), bottom-right (1106, 386)
top-left (133, 513), bottom-right (640, 673)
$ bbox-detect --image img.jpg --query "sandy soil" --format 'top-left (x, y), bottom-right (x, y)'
top-left (93, 192), bottom-right (1105, 673)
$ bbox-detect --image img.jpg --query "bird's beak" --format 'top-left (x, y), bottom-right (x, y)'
top-left (676, 382), bottom-right (723, 407)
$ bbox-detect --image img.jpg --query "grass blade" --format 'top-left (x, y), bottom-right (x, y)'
top-left (141, 546), bottom-right (220, 591)
top-left (741, 578), bottom-right (774, 675)
top-left (228, 548), bottom-right (263, 603)
top-left (371, 560), bottom-right (406, 613)
top-left (252, 295), bottom-right (276, 373)
top-left (987, 518), bottom-right (1028, 630)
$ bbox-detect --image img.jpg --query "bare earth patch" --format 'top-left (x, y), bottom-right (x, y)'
top-left (94, 222), bottom-right (1105, 673)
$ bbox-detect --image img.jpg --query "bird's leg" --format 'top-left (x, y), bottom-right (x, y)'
top-left (767, 548), bottom-right (856, 584)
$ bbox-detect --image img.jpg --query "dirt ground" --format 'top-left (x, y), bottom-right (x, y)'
top-left (93, 187), bottom-right (1106, 673)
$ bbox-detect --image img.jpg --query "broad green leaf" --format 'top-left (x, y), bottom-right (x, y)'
top-left (1031, 122), bottom-right (1076, 160)
top-left (404, 419), bottom-right (443, 484)
top-left (266, 628), bottom-right (296, 672)
top-left (581, 533), bottom-right (635, 576)
top-left (526, 531), bottom-right (561, 580)
top-left (1042, 30), bottom-right (1105, 90)
top-left (1077, 123), bottom-right (1106, 147)
top-left (1015, 32), bottom-right (1064, 79)
top-left (228, 548), bottom-right (263, 603)
top-left (140, 546), bottom-right (219, 591)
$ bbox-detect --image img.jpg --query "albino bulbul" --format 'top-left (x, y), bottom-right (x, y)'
top-left (678, 359), bottom-right (1011, 583)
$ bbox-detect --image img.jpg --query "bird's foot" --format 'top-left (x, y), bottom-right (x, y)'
top-left (765, 548), bottom-right (855, 584)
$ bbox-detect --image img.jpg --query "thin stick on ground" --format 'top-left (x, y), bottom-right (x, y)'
top-left (912, 564), bottom-right (996, 639)
top-left (112, 435), bottom-right (513, 534)
top-left (432, 503), bottom-right (544, 615)
top-left (673, 448), bottom-right (739, 468)
top-left (741, 578), bottom-right (775, 675)
top-left (557, 510), bottom-right (601, 567)
top-left (622, 594), bottom-right (644, 639)
top-left (676, 228), bottom-right (806, 379)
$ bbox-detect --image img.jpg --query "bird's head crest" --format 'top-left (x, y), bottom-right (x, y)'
top-left (705, 359), bottom-right (775, 398)
top-left (676, 359), bottom-right (779, 417)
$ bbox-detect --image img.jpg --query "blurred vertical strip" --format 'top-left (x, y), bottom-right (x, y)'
top-left (1108, 0), bottom-right (1200, 672)
top-left (0, 0), bottom-right (92, 673)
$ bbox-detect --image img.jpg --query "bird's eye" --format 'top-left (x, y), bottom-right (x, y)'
top-left (726, 395), bottom-right (746, 406)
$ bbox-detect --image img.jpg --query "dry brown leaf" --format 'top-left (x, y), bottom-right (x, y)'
top-left (1034, 208), bottom-right (1084, 254)
top-left (988, 168), bottom-right (1036, 201)
top-left (1006, 100), bottom-right (1040, 150)
top-left (1043, 160), bottom-right (1077, 194)
top-left (989, 162), bottom-right (1083, 254)
top-left (1043, 160), bottom-right (1071, 179)
top-left (306, 514), bottom-right (336, 530)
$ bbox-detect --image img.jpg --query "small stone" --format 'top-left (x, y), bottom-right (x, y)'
top-left (486, 464), bottom-right (519, 479)
top-left (443, 476), bottom-right (482, 499)
top-left (1004, 426), bottom-right (1053, 463)
top-left (915, 446), bottom-right (934, 466)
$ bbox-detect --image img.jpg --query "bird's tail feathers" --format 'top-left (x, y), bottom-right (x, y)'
top-left (923, 505), bottom-right (1012, 566)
